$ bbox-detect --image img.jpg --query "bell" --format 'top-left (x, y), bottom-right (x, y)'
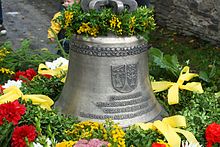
top-left (55, 35), bottom-right (165, 127)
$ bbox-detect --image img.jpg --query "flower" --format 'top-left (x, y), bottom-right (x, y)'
top-left (0, 100), bottom-right (26, 125)
top-left (74, 139), bottom-right (109, 147)
top-left (14, 68), bottom-right (37, 82)
top-left (45, 57), bottom-right (69, 70)
top-left (41, 74), bottom-right (52, 79)
top-left (0, 85), bottom-right (4, 94)
top-left (56, 140), bottom-right (76, 147)
top-left (2, 80), bottom-right (22, 89)
top-left (205, 122), bottom-right (220, 147)
top-left (57, 4), bottom-right (156, 38)
top-left (181, 141), bottom-right (201, 147)
top-left (152, 142), bottom-right (167, 147)
top-left (11, 125), bottom-right (37, 147)
top-left (33, 138), bottom-right (52, 147)
top-left (0, 67), bottom-right (15, 75)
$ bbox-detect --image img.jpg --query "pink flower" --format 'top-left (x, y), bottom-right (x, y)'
top-left (74, 139), bottom-right (109, 147)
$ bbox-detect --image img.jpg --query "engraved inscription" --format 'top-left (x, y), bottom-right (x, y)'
top-left (109, 92), bottom-right (142, 101)
top-left (96, 97), bottom-right (147, 107)
top-left (79, 102), bottom-right (156, 120)
top-left (111, 63), bottom-right (138, 93)
top-left (102, 102), bottom-right (148, 113)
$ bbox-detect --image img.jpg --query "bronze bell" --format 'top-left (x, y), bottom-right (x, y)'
top-left (55, 35), bottom-right (165, 127)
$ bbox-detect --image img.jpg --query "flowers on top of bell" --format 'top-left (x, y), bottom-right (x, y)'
top-left (57, 1), bottom-right (156, 38)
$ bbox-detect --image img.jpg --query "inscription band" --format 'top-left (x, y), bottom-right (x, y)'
top-left (79, 103), bottom-right (156, 120)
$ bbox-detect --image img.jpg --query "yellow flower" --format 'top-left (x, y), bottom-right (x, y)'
top-left (77, 22), bottom-right (91, 34)
top-left (64, 11), bottom-right (73, 28)
top-left (88, 26), bottom-right (99, 37)
top-left (0, 67), bottom-right (15, 75)
top-left (0, 47), bottom-right (10, 61)
top-left (109, 15), bottom-right (117, 28)
top-left (56, 140), bottom-right (76, 147)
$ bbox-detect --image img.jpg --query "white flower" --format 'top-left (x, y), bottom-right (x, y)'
top-left (33, 138), bottom-right (52, 147)
top-left (45, 57), bottom-right (69, 70)
top-left (182, 141), bottom-right (202, 147)
top-left (2, 80), bottom-right (22, 89)
top-left (33, 142), bottom-right (43, 147)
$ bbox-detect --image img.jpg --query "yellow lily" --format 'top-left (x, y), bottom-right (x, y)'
top-left (135, 115), bottom-right (199, 147)
top-left (38, 63), bottom-right (67, 83)
top-left (151, 66), bottom-right (203, 105)
top-left (0, 86), bottom-right (54, 110)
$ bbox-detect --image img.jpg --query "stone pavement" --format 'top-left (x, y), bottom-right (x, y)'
top-left (0, 0), bottom-right (61, 52)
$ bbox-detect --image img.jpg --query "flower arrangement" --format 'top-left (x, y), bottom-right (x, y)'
top-left (0, 41), bottom-right (220, 146)
top-left (57, 3), bottom-right (156, 38)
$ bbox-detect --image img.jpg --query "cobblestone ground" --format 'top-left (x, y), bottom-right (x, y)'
top-left (0, 0), bottom-right (61, 52)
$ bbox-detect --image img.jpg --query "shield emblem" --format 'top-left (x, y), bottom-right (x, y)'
top-left (111, 63), bottom-right (138, 93)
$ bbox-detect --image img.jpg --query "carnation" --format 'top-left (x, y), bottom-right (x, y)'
top-left (11, 125), bottom-right (37, 147)
top-left (0, 100), bottom-right (26, 125)
top-left (205, 122), bottom-right (220, 147)
top-left (14, 68), bottom-right (37, 82)
top-left (152, 142), bottom-right (167, 147)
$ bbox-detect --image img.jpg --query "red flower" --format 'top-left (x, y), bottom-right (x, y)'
top-left (11, 125), bottom-right (37, 147)
top-left (0, 85), bottom-right (4, 94)
top-left (25, 68), bottom-right (37, 80)
top-left (152, 142), bottom-right (166, 147)
top-left (205, 122), bottom-right (220, 147)
top-left (42, 74), bottom-right (52, 79)
top-left (0, 100), bottom-right (26, 125)
top-left (14, 68), bottom-right (37, 82)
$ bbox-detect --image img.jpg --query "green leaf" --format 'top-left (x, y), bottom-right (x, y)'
top-left (199, 71), bottom-right (210, 82)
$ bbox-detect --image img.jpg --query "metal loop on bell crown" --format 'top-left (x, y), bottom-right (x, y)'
top-left (81, 0), bottom-right (137, 13)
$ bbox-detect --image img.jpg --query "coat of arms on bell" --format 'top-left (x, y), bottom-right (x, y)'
top-left (111, 63), bottom-right (138, 93)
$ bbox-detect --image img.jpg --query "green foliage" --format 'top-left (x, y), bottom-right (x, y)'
top-left (0, 40), bottom-right (58, 72)
top-left (58, 4), bottom-right (156, 39)
top-left (125, 126), bottom-right (164, 147)
top-left (155, 90), bottom-right (220, 145)
top-left (180, 91), bottom-right (220, 145)
top-left (199, 61), bottom-right (219, 90)
top-left (0, 121), bottom-right (14, 147)
top-left (149, 47), bottom-right (181, 79)
top-left (21, 75), bottom-right (64, 102)
top-left (19, 99), bottom-right (79, 142)
top-left (148, 27), bottom-right (220, 90)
